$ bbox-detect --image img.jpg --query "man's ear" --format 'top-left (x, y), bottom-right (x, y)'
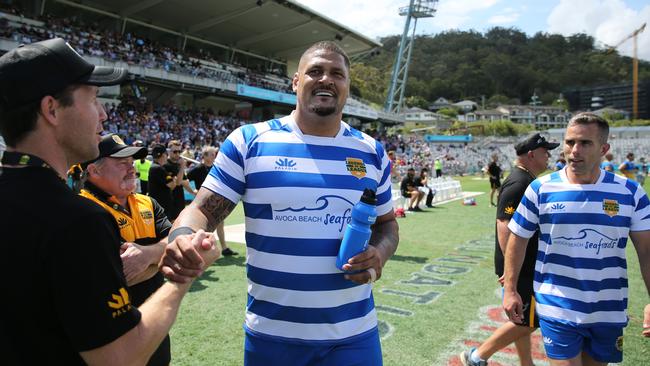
top-left (39, 95), bottom-right (60, 126)
top-left (292, 72), bottom-right (299, 92)
top-left (601, 143), bottom-right (611, 156)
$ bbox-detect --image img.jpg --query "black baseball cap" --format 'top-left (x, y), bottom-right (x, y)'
top-left (151, 144), bottom-right (168, 158)
top-left (83, 134), bottom-right (147, 168)
top-left (514, 133), bottom-right (560, 156)
top-left (0, 38), bottom-right (129, 111)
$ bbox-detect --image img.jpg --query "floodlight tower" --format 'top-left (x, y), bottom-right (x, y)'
top-left (384, 0), bottom-right (437, 113)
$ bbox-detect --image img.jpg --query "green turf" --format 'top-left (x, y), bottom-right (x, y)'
top-left (169, 175), bottom-right (649, 365)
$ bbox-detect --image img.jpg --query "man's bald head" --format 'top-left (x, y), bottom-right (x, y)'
top-left (298, 41), bottom-right (350, 71)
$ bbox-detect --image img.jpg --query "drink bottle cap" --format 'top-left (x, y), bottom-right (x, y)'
top-left (360, 188), bottom-right (377, 205)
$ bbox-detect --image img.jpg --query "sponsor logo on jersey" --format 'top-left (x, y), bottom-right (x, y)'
top-left (273, 195), bottom-right (356, 232)
top-left (550, 203), bottom-right (565, 210)
top-left (107, 287), bottom-right (132, 318)
top-left (504, 206), bottom-right (515, 215)
top-left (275, 158), bottom-right (297, 171)
top-left (345, 157), bottom-right (366, 179)
top-left (543, 336), bottom-right (553, 345)
top-left (553, 229), bottom-right (618, 254)
top-left (140, 210), bottom-right (153, 220)
top-left (603, 199), bottom-right (619, 217)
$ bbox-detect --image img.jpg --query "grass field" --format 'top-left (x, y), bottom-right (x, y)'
top-left (169, 175), bottom-right (649, 365)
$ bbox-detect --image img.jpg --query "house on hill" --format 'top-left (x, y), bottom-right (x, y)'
top-left (453, 100), bottom-right (478, 113)
top-left (429, 97), bottom-right (451, 111)
top-left (463, 104), bottom-right (570, 129)
top-left (401, 107), bottom-right (453, 130)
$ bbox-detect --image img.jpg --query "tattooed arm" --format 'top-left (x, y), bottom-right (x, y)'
top-left (160, 187), bottom-right (236, 283)
top-left (174, 188), bottom-right (236, 233)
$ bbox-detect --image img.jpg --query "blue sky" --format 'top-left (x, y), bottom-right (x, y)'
top-left (295, 0), bottom-right (650, 60)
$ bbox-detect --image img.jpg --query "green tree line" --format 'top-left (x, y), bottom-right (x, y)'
top-left (350, 27), bottom-right (650, 108)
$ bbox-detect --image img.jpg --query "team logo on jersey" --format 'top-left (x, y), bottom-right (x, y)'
top-left (550, 203), bottom-right (566, 210)
top-left (602, 199), bottom-right (619, 217)
top-left (615, 335), bottom-right (624, 351)
top-left (504, 206), bottom-right (515, 215)
top-left (107, 287), bottom-right (132, 318)
top-left (116, 217), bottom-right (129, 229)
top-left (345, 158), bottom-right (366, 179)
top-left (275, 158), bottom-right (297, 171)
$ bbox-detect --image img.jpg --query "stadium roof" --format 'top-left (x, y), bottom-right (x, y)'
top-left (53, 0), bottom-right (382, 65)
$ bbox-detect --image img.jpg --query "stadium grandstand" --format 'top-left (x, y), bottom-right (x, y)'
top-left (1, 0), bottom-right (649, 175)
top-left (0, 0), bottom-right (403, 148)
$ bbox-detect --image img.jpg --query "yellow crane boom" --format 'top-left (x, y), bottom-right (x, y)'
top-left (608, 23), bottom-right (645, 119)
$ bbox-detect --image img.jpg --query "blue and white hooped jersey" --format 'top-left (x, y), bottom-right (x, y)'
top-left (203, 115), bottom-right (393, 344)
top-left (508, 168), bottom-right (650, 327)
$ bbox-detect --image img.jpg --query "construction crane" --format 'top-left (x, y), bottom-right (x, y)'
top-left (384, 0), bottom-right (437, 114)
top-left (608, 23), bottom-right (646, 119)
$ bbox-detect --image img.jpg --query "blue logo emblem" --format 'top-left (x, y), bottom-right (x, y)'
top-left (275, 158), bottom-right (297, 171)
top-left (550, 203), bottom-right (566, 210)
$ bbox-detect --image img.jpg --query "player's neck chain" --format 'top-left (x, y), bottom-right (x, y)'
top-left (1, 151), bottom-right (65, 183)
top-left (516, 165), bottom-right (536, 180)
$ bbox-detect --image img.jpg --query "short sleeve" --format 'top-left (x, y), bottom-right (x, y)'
top-left (202, 127), bottom-right (250, 204)
top-left (631, 184), bottom-right (650, 232)
top-left (151, 197), bottom-right (172, 238)
top-left (50, 210), bottom-right (141, 351)
top-left (508, 183), bottom-right (540, 239)
top-left (497, 178), bottom-right (529, 221)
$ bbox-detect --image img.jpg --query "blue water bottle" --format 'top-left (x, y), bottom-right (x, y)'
top-left (337, 188), bottom-right (377, 272)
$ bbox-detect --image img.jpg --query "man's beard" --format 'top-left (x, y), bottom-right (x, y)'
top-left (310, 105), bottom-right (336, 116)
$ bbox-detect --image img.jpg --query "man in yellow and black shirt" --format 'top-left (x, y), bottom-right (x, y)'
top-left (81, 134), bottom-right (173, 366)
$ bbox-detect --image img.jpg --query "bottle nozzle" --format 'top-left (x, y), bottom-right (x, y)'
top-left (360, 188), bottom-right (377, 205)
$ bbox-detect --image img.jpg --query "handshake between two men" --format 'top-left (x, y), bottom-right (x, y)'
top-left (160, 230), bottom-right (222, 283)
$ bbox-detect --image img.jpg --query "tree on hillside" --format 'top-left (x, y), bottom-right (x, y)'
top-left (357, 27), bottom-right (650, 108)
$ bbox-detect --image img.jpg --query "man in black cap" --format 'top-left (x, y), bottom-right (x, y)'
top-left (0, 38), bottom-right (218, 365)
top-left (461, 133), bottom-right (558, 366)
top-left (80, 133), bottom-right (174, 366)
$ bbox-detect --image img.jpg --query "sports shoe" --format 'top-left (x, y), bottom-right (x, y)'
top-left (221, 248), bottom-right (238, 256)
top-left (459, 348), bottom-right (487, 366)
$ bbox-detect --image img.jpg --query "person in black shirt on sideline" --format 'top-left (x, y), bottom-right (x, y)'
top-left (400, 167), bottom-right (425, 211)
top-left (165, 140), bottom-right (196, 220)
top-left (187, 146), bottom-right (238, 256)
top-left (0, 38), bottom-right (219, 365)
top-left (148, 144), bottom-right (177, 218)
top-left (460, 133), bottom-right (558, 366)
top-left (487, 154), bottom-right (502, 207)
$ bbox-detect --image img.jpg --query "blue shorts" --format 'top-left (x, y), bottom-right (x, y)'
top-left (539, 317), bottom-right (624, 363)
top-left (244, 329), bottom-right (382, 366)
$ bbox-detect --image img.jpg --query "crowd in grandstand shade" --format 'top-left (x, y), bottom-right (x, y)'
top-left (0, 5), bottom-right (292, 93)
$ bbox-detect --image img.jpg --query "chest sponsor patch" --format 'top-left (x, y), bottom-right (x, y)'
top-left (345, 158), bottom-right (366, 179)
top-left (140, 210), bottom-right (154, 220)
top-left (602, 199), bottom-right (619, 217)
top-left (504, 206), bottom-right (515, 215)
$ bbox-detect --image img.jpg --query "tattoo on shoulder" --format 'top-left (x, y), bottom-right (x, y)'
top-left (198, 192), bottom-right (235, 231)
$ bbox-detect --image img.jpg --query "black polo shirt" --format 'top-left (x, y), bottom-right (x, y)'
top-left (494, 166), bottom-right (539, 278)
top-left (0, 166), bottom-right (141, 365)
top-left (148, 162), bottom-right (174, 217)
